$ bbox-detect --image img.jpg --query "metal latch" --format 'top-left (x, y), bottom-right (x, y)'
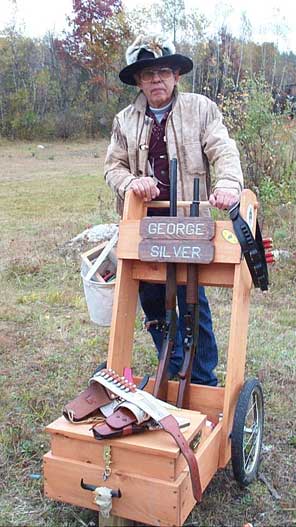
top-left (103, 445), bottom-right (112, 481)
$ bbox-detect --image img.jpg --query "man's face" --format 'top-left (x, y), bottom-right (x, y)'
top-left (135, 66), bottom-right (180, 108)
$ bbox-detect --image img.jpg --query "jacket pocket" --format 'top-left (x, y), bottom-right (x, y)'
top-left (180, 143), bottom-right (210, 201)
top-left (181, 142), bottom-right (206, 175)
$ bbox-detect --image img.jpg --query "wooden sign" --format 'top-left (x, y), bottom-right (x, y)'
top-left (139, 240), bottom-right (214, 263)
top-left (139, 217), bottom-right (215, 263)
top-left (140, 217), bottom-right (215, 240)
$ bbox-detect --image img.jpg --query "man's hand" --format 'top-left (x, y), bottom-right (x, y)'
top-left (129, 176), bottom-right (160, 201)
top-left (209, 189), bottom-right (239, 210)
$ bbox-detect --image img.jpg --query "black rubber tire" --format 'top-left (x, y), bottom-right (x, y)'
top-left (231, 378), bottom-right (264, 486)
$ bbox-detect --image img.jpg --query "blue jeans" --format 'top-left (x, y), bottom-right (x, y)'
top-left (139, 283), bottom-right (218, 386)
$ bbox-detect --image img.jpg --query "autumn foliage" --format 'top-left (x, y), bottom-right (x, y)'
top-left (0, 0), bottom-right (296, 198)
top-left (62, 0), bottom-right (130, 97)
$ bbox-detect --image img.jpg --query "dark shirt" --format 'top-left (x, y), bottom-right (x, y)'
top-left (146, 107), bottom-right (170, 201)
top-left (146, 106), bottom-right (171, 216)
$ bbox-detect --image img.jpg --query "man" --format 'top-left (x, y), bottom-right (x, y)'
top-left (104, 35), bottom-right (243, 386)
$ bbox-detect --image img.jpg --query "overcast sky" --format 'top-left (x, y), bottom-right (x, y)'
top-left (0, 0), bottom-right (295, 53)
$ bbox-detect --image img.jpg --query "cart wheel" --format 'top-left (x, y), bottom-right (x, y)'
top-left (231, 378), bottom-right (264, 486)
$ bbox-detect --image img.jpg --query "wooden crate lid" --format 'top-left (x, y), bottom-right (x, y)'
top-left (46, 408), bottom-right (206, 459)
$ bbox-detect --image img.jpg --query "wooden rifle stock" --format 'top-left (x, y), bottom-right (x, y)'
top-left (153, 159), bottom-right (178, 401)
top-left (176, 178), bottom-right (200, 409)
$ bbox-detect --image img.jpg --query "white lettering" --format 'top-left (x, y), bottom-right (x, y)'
top-left (167, 223), bottom-right (175, 235)
top-left (158, 245), bottom-right (170, 258)
top-left (192, 247), bottom-right (201, 259)
top-left (186, 223), bottom-right (195, 235)
top-left (176, 224), bottom-right (185, 236)
top-left (148, 223), bottom-right (157, 235)
top-left (163, 246), bottom-right (171, 257)
top-left (173, 246), bottom-right (182, 257)
top-left (150, 245), bottom-right (159, 257)
top-left (148, 243), bottom-right (205, 260)
top-left (146, 220), bottom-right (209, 238)
top-left (157, 223), bottom-right (166, 235)
top-left (181, 246), bottom-right (191, 258)
top-left (195, 224), bottom-right (203, 235)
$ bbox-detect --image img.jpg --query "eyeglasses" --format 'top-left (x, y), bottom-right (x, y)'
top-left (139, 67), bottom-right (174, 83)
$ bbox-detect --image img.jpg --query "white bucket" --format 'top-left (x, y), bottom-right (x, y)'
top-left (81, 262), bottom-right (115, 326)
top-left (81, 233), bottom-right (118, 327)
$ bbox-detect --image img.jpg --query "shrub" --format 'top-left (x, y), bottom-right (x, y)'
top-left (219, 78), bottom-right (296, 205)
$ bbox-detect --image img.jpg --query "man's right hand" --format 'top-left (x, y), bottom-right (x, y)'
top-left (129, 177), bottom-right (160, 201)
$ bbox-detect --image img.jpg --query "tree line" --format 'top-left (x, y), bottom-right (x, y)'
top-left (0, 0), bottom-right (295, 142)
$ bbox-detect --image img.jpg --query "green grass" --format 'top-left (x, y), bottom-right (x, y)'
top-left (0, 141), bottom-right (295, 527)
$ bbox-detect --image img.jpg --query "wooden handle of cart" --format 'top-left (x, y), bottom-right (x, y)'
top-left (145, 199), bottom-right (258, 210)
top-left (145, 200), bottom-right (211, 208)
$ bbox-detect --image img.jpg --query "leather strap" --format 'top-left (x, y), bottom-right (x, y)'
top-left (92, 409), bottom-right (202, 501)
top-left (159, 414), bottom-right (202, 503)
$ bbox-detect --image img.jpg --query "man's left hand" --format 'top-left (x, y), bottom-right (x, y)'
top-left (209, 190), bottom-right (239, 210)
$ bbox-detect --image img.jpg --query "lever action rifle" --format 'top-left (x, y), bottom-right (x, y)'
top-left (176, 178), bottom-right (200, 409)
top-left (152, 158), bottom-right (178, 402)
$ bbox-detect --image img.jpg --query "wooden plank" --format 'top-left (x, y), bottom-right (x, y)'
top-left (98, 513), bottom-right (132, 527)
top-left (218, 190), bottom-right (257, 467)
top-left (197, 421), bottom-right (223, 489)
top-left (132, 261), bottom-right (235, 287)
top-left (107, 259), bottom-right (139, 374)
top-left (45, 423), bottom-right (223, 527)
top-left (50, 433), bottom-right (177, 481)
top-left (117, 220), bottom-right (241, 264)
top-left (144, 199), bottom-right (210, 210)
top-left (122, 190), bottom-right (145, 221)
top-left (179, 422), bottom-right (222, 525)
top-left (106, 191), bottom-right (146, 374)
top-left (132, 377), bottom-right (225, 416)
top-left (81, 242), bottom-right (108, 263)
top-left (140, 217), bottom-right (215, 240)
top-left (139, 239), bottom-right (214, 264)
top-left (44, 452), bottom-right (180, 527)
top-left (219, 260), bottom-right (252, 467)
top-left (46, 409), bottom-right (206, 459)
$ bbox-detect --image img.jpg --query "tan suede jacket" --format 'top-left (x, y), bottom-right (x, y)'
top-left (104, 90), bottom-right (243, 215)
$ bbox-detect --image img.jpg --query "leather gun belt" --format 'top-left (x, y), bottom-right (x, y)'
top-left (90, 369), bottom-right (202, 503)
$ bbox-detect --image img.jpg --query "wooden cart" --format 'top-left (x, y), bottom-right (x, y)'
top-left (44, 189), bottom-right (264, 526)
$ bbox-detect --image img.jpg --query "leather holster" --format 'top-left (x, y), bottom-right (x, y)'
top-left (63, 382), bottom-right (113, 422)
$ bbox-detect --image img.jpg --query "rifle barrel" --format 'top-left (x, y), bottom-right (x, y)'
top-left (190, 178), bottom-right (200, 217)
top-left (169, 158), bottom-right (177, 217)
top-left (176, 177), bottom-right (200, 408)
top-left (153, 159), bottom-right (178, 401)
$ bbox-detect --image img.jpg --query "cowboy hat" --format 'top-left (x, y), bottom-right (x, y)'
top-left (119, 35), bottom-right (193, 86)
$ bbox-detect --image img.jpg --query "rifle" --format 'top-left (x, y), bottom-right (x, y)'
top-left (176, 178), bottom-right (200, 409)
top-left (152, 158), bottom-right (178, 401)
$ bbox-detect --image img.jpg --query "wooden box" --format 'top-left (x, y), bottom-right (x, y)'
top-left (44, 408), bottom-right (211, 526)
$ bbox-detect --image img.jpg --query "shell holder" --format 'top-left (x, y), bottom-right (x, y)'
top-left (229, 203), bottom-right (269, 291)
